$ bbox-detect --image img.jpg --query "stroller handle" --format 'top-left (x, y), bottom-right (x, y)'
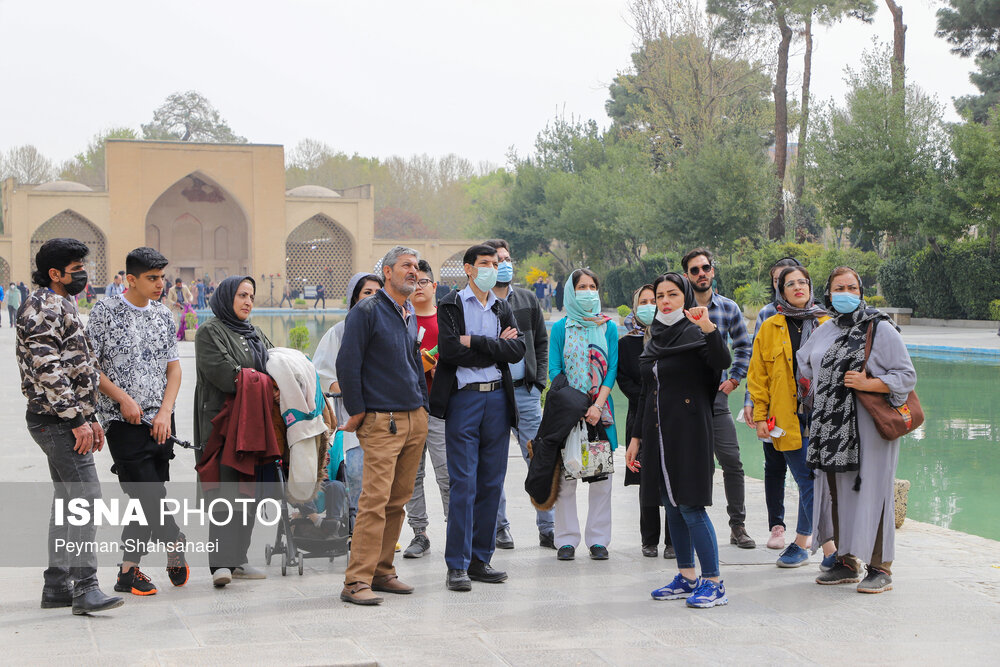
top-left (323, 392), bottom-right (343, 399)
top-left (139, 418), bottom-right (202, 451)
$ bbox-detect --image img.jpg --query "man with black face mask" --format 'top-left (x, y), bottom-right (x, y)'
top-left (16, 238), bottom-right (123, 615)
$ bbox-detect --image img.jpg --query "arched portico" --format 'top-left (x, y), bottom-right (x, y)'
top-left (285, 214), bottom-right (354, 300)
top-left (30, 210), bottom-right (108, 285)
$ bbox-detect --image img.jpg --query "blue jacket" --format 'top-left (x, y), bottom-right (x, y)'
top-left (336, 290), bottom-right (428, 416)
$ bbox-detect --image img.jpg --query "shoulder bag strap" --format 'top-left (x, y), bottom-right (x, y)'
top-left (861, 320), bottom-right (876, 376)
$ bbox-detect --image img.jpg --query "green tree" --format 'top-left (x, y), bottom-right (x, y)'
top-left (809, 45), bottom-right (957, 252)
top-left (936, 0), bottom-right (1000, 121)
top-left (142, 91), bottom-right (246, 143)
top-left (60, 127), bottom-right (138, 188)
top-left (951, 106), bottom-right (1000, 254)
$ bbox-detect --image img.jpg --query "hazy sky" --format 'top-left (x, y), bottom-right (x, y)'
top-left (0, 0), bottom-right (978, 170)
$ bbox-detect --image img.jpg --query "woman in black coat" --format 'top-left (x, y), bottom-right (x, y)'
top-left (618, 284), bottom-right (674, 559)
top-left (625, 273), bottom-right (732, 609)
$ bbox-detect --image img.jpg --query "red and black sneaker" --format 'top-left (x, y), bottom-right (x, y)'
top-left (166, 546), bottom-right (190, 587)
top-left (114, 566), bottom-right (158, 596)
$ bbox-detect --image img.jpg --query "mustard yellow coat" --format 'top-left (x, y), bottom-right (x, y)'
top-left (747, 313), bottom-right (830, 451)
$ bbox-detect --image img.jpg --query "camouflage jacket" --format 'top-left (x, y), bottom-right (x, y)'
top-left (16, 288), bottom-right (100, 427)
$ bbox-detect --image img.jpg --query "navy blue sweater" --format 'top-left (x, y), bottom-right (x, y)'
top-left (336, 290), bottom-right (428, 416)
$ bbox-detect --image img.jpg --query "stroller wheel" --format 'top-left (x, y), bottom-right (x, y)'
top-left (264, 544), bottom-right (273, 565)
top-left (298, 559), bottom-right (304, 576)
top-left (281, 551), bottom-right (288, 576)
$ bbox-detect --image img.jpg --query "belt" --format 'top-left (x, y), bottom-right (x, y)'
top-left (459, 380), bottom-right (503, 393)
top-left (512, 379), bottom-right (525, 388)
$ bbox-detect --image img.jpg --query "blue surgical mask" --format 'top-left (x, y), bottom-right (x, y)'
top-left (831, 293), bottom-right (862, 314)
top-left (575, 290), bottom-right (601, 314)
top-left (473, 266), bottom-right (498, 292)
top-left (497, 261), bottom-right (514, 283)
top-left (635, 304), bottom-right (656, 326)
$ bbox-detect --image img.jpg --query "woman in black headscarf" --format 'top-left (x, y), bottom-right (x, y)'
top-left (625, 273), bottom-right (732, 609)
top-left (193, 276), bottom-right (274, 587)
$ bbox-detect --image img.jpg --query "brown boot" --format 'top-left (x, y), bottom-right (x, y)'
top-left (371, 574), bottom-right (414, 595)
top-left (340, 582), bottom-right (384, 606)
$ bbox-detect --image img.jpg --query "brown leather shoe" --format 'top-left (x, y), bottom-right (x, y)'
top-left (340, 582), bottom-right (384, 605)
top-left (371, 574), bottom-right (414, 595)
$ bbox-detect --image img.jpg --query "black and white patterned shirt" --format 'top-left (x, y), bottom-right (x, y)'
top-left (85, 295), bottom-right (179, 426)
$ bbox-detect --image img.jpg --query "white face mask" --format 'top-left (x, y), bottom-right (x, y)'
top-left (655, 308), bottom-right (685, 327)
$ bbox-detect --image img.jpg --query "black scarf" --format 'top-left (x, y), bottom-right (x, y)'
top-left (210, 276), bottom-right (269, 372)
top-left (808, 303), bottom-right (891, 480)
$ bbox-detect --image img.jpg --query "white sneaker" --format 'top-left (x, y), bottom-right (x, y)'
top-left (212, 568), bottom-right (232, 588)
top-left (232, 564), bottom-right (266, 579)
top-left (766, 526), bottom-right (785, 550)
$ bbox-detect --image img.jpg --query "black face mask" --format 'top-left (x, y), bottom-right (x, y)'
top-left (63, 270), bottom-right (88, 296)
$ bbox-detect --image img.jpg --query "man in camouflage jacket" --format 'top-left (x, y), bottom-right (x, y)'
top-left (16, 237), bottom-right (123, 615)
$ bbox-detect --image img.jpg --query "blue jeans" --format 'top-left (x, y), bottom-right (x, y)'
top-left (763, 422), bottom-right (814, 537)
top-left (444, 389), bottom-right (510, 570)
top-left (663, 501), bottom-right (720, 578)
top-left (345, 447), bottom-right (364, 529)
top-left (496, 385), bottom-right (553, 535)
top-left (27, 420), bottom-right (102, 597)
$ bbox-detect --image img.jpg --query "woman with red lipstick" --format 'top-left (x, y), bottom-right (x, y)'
top-left (747, 266), bottom-right (835, 569)
top-left (626, 273), bottom-right (732, 608)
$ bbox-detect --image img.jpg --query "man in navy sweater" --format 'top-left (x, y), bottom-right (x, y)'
top-left (336, 246), bottom-right (429, 606)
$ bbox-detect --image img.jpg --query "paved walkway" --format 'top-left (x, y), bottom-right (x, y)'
top-left (0, 325), bottom-right (998, 665)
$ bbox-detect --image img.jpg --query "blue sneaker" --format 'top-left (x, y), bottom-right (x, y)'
top-left (820, 552), bottom-right (837, 571)
top-left (651, 573), bottom-right (701, 600)
top-left (686, 579), bottom-right (728, 608)
top-left (776, 543), bottom-right (809, 568)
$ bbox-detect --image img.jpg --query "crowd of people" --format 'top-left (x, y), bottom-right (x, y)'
top-left (14, 236), bottom-right (917, 615)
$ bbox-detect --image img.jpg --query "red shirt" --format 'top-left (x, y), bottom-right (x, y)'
top-left (416, 311), bottom-right (439, 394)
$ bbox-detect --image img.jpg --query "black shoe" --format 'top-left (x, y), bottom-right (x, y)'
top-left (730, 526), bottom-right (756, 549)
top-left (167, 541), bottom-right (190, 587)
top-left (40, 590), bottom-right (73, 609)
top-left (495, 526), bottom-right (514, 550)
top-left (72, 589), bottom-right (125, 615)
top-left (589, 545), bottom-right (609, 560)
top-left (642, 545), bottom-right (658, 558)
top-left (446, 568), bottom-right (472, 592)
top-left (816, 559), bottom-right (863, 585)
top-left (663, 545), bottom-right (676, 560)
top-left (468, 558), bottom-right (508, 583)
top-left (857, 566), bottom-right (893, 594)
top-left (557, 545), bottom-right (575, 561)
top-left (403, 532), bottom-right (430, 559)
top-left (539, 532), bottom-right (556, 549)
top-left (114, 566), bottom-right (158, 596)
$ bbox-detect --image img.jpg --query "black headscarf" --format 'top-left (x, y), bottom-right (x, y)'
top-left (210, 275), bottom-right (269, 372)
top-left (640, 273), bottom-right (706, 361)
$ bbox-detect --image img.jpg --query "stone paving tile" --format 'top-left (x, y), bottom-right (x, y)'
top-left (155, 638), bottom-right (375, 666)
top-left (494, 648), bottom-right (608, 666)
top-left (354, 634), bottom-right (506, 666)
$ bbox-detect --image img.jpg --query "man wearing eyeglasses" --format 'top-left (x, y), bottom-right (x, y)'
top-left (682, 248), bottom-right (756, 549)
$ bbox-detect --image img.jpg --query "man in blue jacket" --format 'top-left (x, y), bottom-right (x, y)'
top-left (430, 244), bottom-right (525, 592)
top-left (336, 246), bottom-right (429, 606)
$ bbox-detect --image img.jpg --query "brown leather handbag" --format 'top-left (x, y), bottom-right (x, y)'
top-left (855, 321), bottom-right (924, 440)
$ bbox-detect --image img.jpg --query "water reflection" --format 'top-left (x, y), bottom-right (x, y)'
top-left (197, 312), bottom-right (343, 357)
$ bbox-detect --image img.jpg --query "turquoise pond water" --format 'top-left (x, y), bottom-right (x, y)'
top-left (228, 313), bottom-right (1000, 543)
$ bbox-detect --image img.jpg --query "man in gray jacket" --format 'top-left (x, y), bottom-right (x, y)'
top-left (485, 239), bottom-right (554, 549)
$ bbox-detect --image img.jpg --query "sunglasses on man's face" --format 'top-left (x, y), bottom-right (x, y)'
top-left (688, 263), bottom-right (713, 276)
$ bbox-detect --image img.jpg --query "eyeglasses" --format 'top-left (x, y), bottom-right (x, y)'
top-left (688, 263), bottom-right (713, 276)
top-left (416, 279), bottom-right (433, 287)
top-left (783, 279), bottom-right (810, 289)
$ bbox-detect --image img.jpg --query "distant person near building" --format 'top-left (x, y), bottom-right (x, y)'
top-left (279, 283), bottom-right (293, 308)
top-left (167, 278), bottom-right (193, 318)
top-left (195, 278), bottom-right (207, 309)
top-left (554, 278), bottom-right (565, 311)
top-left (314, 283), bottom-right (326, 309)
top-left (105, 274), bottom-right (125, 300)
top-left (6, 282), bottom-right (21, 327)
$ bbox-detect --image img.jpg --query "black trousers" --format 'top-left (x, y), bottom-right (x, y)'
top-left (105, 420), bottom-right (181, 562)
top-left (640, 504), bottom-right (673, 548)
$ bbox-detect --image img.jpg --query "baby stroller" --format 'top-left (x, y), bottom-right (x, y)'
top-left (265, 394), bottom-right (351, 576)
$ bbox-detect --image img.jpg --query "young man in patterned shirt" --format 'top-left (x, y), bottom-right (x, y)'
top-left (17, 237), bottom-right (124, 615)
top-left (85, 247), bottom-right (188, 596)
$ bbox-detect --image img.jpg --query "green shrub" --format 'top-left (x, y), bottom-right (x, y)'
top-left (293, 298), bottom-right (307, 305)
top-left (910, 246), bottom-right (964, 319)
top-left (864, 295), bottom-right (887, 308)
top-left (603, 253), bottom-right (672, 309)
top-left (733, 280), bottom-right (770, 308)
top-left (877, 256), bottom-right (915, 310)
top-left (617, 304), bottom-right (631, 319)
top-left (184, 311), bottom-right (198, 330)
top-left (288, 326), bottom-right (310, 351)
top-left (942, 239), bottom-right (1000, 320)
top-left (990, 300), bottom-right (1000, 321)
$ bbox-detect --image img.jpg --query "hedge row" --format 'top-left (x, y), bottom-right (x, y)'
top-left (878, 239), bottom-right (1000, 319)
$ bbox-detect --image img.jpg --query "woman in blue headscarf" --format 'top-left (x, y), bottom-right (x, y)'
top-left (548, 268), bottom-right (618, 562)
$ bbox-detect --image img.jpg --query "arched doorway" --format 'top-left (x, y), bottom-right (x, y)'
top-left (30, 210), bottom-right (108, 286)
top-left (285, 214), bottom-right (354, 301)
top-left (439, 249), bottom-right (466, 287)
top-left (145, 172), bottom-right (249, 284)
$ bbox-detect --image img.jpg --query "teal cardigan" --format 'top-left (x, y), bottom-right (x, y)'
top-left (548, 317), bottom-right (619, 450)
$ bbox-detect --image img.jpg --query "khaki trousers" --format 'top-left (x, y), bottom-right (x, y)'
top-left (344, 408), bottom-right (428, 585)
